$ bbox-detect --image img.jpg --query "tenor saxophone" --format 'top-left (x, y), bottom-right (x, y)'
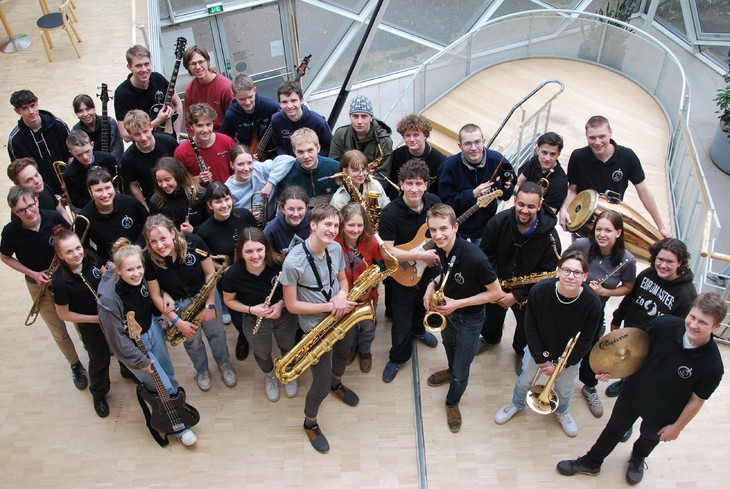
top-left (166, 255), bottom-right (230, 346)
top-left (274, 234), bottom-right (398, 384)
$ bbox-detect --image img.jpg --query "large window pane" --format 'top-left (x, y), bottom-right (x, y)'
top-left (320, 0), bottom-right (369, 14)
top-left (656, 0), bottom-right (688, 37)
top-left (695, 0), bottom-right (730, 35)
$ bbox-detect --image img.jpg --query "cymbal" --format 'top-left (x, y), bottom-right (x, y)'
top-left (589, 328), bottom-right (650, 378)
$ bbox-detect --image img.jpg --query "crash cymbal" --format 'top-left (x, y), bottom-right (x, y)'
top-left (589, 327), bottom-right (650, 378)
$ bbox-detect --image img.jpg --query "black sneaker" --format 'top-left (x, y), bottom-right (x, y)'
top-left (304, 421), bottom-right (329, 454)
top-left (94, 398), bottom-right (110, 418)
top-left (71, 361), bottom-right (88, 390)
top-left (605, 378), bottom-right (625, 397)
top-left (620, 426), bottom-right (633, 442)
top-left (556, 458), bottom-right (601, 476)
top-left (235, 332), bottom-right (249, 361)
top-left (626, 456), bottom-right (647, 485)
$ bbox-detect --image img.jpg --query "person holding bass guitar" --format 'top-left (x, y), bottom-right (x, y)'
top-left (114, 44), bottom-right (183, 142)
top-left (97, 238), bottom-right (198, 446)
top-left (72, 93), bottom-right (124, 161)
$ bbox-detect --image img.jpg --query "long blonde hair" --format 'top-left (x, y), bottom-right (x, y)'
top-left (143, 214), bottom-right (188, 269)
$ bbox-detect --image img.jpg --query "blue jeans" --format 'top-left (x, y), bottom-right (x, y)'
top-left (512, 345), bottom-right (580, 415)
top-left (131, 319), bottom-right (179, 395)
top-left (442, 309), bottom-right (484, 405)
top-left (175, 298), bottom-right (230, 374)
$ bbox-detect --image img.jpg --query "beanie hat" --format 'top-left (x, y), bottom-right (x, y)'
top-left (349, 95), bottom-right (374, 116)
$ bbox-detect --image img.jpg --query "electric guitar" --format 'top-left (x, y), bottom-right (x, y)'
top-left (389, 189), bottom-right (503, 287)
top-left (98, 83), bottom-right (110, 152)
top-left (149, 37), bottom-right (187, 139)
top-left (126, 311), bottom-right (199, 435)
top-left (250, 54), bottom-right (311, 160)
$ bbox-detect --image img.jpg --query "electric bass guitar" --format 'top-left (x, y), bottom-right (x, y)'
top-left (389, 189), bottom-right (503, 287)
top-left (250, 54), bottom-right (311, 160)
top-left (126, 311), bottom-right (199, 436)
top-left (98, 83), bottom-right (111, 152)
top-left (149, 37), bottom-right (187, 139)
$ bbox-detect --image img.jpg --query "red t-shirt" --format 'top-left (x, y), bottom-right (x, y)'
top-left (174, 133), bottom-right (235, 183)
top-left (183, 73), bottom-right (233, 132)
top-left (336, 235), bottom-right (384, 302)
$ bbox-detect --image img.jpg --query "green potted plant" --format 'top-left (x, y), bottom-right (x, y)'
top-left (710, 66), bottom-right (730, 173)
top-left (578, 0), bottom-right (638, 70)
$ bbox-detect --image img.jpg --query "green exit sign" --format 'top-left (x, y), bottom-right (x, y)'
top-left (207, 3), bottom-right (223, 14)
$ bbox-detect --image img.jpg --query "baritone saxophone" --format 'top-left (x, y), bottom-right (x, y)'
top-left (274, 234), bottom-right (398, 384)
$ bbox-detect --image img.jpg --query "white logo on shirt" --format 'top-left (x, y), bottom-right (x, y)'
top-left (454, 272), bottom-right (464, 285)
top-left (185, 252), bottom-right (197, 267)
top-left (121, 215), bottom-right (133, 229)
top-left (92, 267), bottom-right (101, 279)
top-left (678, 366), bottom-right (692, 379)
top-left (612, 169), bottom-right (623, 182)
top-left (140, 283), bottom-right (149, 297)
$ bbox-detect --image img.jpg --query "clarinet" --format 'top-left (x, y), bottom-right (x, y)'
top-left (189, 139), bottom-right (208, 173)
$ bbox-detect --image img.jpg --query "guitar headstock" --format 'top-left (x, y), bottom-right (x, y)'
top-left (174, 37), bottom-right (188, 60)
top-left (476, 188), bottom-right (503, 207)
top-left (97, 83), bottom-right (109, 104)
top-left (295, 55), bottom-right (312, 79)
top-left (126, 311), bottom-right (142, 341)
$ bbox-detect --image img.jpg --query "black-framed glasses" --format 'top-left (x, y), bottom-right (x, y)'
top-left (559, 267), bottom-right (585, 278)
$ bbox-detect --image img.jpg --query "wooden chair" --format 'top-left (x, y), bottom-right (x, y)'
top-left (37, 0), bottom-right (81, 62)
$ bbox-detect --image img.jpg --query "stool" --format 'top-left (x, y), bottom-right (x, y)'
top-left (0, 0), bottom-right (32, 53)
top-left (37, 0), bottom-right (80, 62)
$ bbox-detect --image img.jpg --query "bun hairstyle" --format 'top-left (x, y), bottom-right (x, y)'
top-left (111, 237), bottom-right (143, 271)
top-left (52, 225), bottom-right (77, 252)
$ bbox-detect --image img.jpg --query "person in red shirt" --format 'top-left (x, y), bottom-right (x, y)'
top-left (182, 45), bottom-right (232, 133)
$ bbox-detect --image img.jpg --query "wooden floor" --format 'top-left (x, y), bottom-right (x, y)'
top-left (0, 2), bottom-right (727, 488)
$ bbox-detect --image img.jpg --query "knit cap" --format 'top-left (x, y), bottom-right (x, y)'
top-left (349, 95), bottom-right (374, 116)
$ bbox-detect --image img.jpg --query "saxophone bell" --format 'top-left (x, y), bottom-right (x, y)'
top-left (423, 255), bottom-right (456, 334)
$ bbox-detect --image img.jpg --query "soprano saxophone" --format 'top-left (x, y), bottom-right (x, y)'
top-left (252, 271), bottom-right (282, 334)
top-left (274, 234), bottom-right (398, 384)
top-left (166, 254), bottom-right (230, 346)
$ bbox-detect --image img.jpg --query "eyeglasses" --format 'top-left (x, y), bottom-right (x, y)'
top-left (14, 201), bottom-right (37, 215)
top-left (348, 168), bottom-right (369, 175)
top-left (188, 60), bottom-right (207, 67)
top-left (461, 140), bottom-right (483, 149)
top-left (559, 267), bottom-right (585, 278)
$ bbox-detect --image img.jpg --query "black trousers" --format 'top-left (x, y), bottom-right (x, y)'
top-left (584, 394), bottom-right (661, 465)
top-left (579, 310), bottom-right (605, 388)
top-left (482, 302), bottom-right (527, 354)
top-left (77, 323), bottom-right (111, 401)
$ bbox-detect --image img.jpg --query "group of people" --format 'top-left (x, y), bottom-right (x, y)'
top-left (1, 41), bottom-right (725, 486)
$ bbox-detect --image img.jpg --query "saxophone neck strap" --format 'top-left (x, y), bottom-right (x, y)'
top-left (300, 241), bottom-right (334, 302)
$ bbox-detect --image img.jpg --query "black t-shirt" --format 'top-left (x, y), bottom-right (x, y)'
top-left (222, 262), bottom-right (283, 310)
top-left (63, 151), bottom-right (119, 209)
top-left (116, 279), bottom-right (153, 334)
top-left (148, 188), bottom-right (208, 230)
top-left (52, 254), bottom-right (103, 316)
top-left (114, 72), bottom-right (170, 123)
top-left (1, 210), bottom-right (69, 272)
top-left (379, 193), bottom-right (440, 246)
top-left (518, 154), bottom-right (568, 211)
top-left (624, 316), bottom-right (724, 426)
top-left (119, 133), bottom-right (178, 203)
top-left (437, 237), bottom-right (497, 315)
top-left (38, 186), bottom-right (59, 210)
top-left (196, 212), bottom-right (256, 260)
top-left (144, 233), bottom-right (210, 299)
top-left (78, 194), bottom-right (148, 262)
top-left (390, 144), bottom-right (446, 198)
top-left (567, 140), bottom-right (645, 199)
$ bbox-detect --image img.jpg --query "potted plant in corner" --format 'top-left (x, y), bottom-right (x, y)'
top-left (710, 62), bottom-right (730, 173)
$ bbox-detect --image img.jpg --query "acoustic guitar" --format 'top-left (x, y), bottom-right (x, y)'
top-left (149, 37), bottom-right (187, 139)
top-left (126, 311), bottom-right (199, 435)
top-left (389, 189), bottom-right (503, 287)
top-left (249, 54), bottom-right (311, 160)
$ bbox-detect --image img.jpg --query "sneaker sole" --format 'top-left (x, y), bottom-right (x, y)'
top-left (557, 467), bottom-right (600, 476)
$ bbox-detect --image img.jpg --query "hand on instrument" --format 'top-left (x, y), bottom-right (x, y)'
top-left (153, 104), bottom-right (173, 125)
top-left (330, 291), bottom-right (356, 319)
top-left (595, 373), bottom-right (612, 383)
top-left (496, 292), bottom-right (517, 308)
top-left (435, 296), bottom-right (459, 316)
top-left (423, 284), bottom-right (436, 310)
top-left (251, 302), bottom-right (274, 318)
top-left (260, 181), bottom-right (274, 200)
top-left (142, 360), bottom-right (155, 374)
top-left (473, 181), bottom-right (493, 198)
top-left (538, 361), bottom-right (556, 376)
top-left (198, 169), bottom-right (213, 186)
top-left (179, 221), bottom-right (194, 234)
top-left (610, 322), bottom-right (621, 332)
top-left (559, 207), bottom-right (572, 231)
top-left (30, 270), bottom-right (51, 286)
top-left (176, 319), bottom-right (198, 338)
top-left (421, 249), bottom-right (440, 267)
top-left (589, 281), bottom-right (609, 297)
top-left (657, 424), bottom-right (681, 442)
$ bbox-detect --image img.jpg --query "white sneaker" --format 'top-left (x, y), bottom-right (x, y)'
top-left (194, 370), bottom-right (211, 391)
top-left (219, 363), bottom-right (238, 388)
top-left (265, 372), bottom-right (280, 402)
top-left (494, 402), bottom-right (521, 425)
top-left (556, 411), bottom-right (578, 437)
top-left (178, 429), bottom-right (197, 446)
top-left (284, 378), bottom-right (298, 398)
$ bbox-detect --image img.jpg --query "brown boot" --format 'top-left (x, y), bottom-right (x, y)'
top-left (359, 353), bottom-right (372, 373)
top-left (346, 346), bottom-right (357, 365)
top-left (446, 404), bottom-right (461, 433)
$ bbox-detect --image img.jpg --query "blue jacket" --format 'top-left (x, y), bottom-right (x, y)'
top-left (271, 105), bottom-right (332, 157)
top-left (277, 156), bottom-right (339, 202)
top-left (220, 93), bottom-right (279, 151)
top-left (438, 149), bottom-right (514, 239)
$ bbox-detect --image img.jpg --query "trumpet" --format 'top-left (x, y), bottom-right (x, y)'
top-left (536, 169), bottom-right (554, 198)
top-left (25, 214), bottom-right (91, 326)
top-left (250, 191), bottom-right (268, 229)
top-left (253, 271), bottom-right (282, 334)
top-left (526, 332), bottom-right (580, 414)
top-left (423, 255), bottom-right (456, 334)
top-left (53, 161), bottom-right (75, 220)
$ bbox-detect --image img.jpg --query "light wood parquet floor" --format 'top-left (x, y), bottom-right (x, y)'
top-left (0, 2), bottom-right (727, 488)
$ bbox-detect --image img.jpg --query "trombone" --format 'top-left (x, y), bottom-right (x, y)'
top-left (525, 332), bottom-right (580, 414)
top-left (53, 161), bottom-right (75, 220)
top-left (25, 214), bottom-right (91, 326)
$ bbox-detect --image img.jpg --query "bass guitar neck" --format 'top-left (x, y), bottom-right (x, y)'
top-left (149, 37), bottom-right (187, 138)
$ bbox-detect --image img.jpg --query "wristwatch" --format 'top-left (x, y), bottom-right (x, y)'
top-left (205, 304), bottom-right (215, 309)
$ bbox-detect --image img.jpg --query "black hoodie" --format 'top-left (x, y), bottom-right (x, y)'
top-left (8, 109), bottom-right (70, 195)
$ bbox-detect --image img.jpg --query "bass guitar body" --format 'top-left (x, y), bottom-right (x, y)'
top-left (136, 384), bottom-right (200, 434)
top-left (390, 224), bottom-right (431, 287)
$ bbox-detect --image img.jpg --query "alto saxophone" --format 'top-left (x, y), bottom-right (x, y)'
top-left (332, 171), bottom-right (382, 231)
top-left (423, 255), bottom-right (456, 334)
top-left (499, 270), bottom-right (559, 290)
top-left (166, 255), bottom-right (230, 346)
top-left (252, 271), bottom-right (282, 334)
top-left (274, 234), bottom-right (398, 384)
